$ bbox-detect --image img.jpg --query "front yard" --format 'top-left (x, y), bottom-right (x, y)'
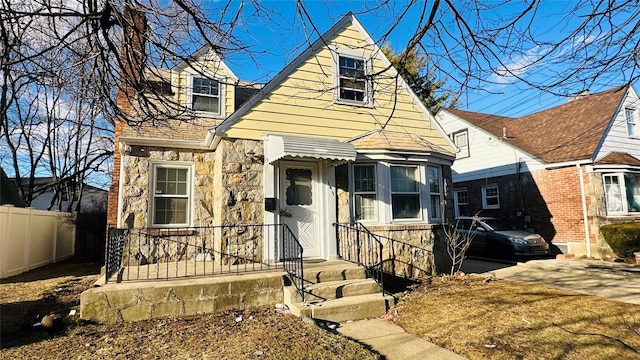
top-left (0, 261), bottom-right (379, 359)
top-left (2, 261), bottom-right (639, 359)
top-left (396, 274), bottom-right (640, 360)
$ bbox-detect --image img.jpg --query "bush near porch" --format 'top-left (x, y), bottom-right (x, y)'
top-left (600, 222), bottom-right (640, 258)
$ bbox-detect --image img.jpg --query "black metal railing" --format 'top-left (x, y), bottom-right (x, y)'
top-left (334, 222), bottom-right (384, 295)
top-left (104, 224), bottom-right (282, 283)
top-left (281, 224), bottom-right (305, 303)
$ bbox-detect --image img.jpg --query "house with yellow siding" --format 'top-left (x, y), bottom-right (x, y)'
top-left (107, 13), bottom-right (456, 272)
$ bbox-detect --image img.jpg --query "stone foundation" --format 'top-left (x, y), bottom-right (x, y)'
top-left (80, 272), bottom-right (285, 323)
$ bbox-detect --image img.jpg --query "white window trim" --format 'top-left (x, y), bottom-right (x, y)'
top-left (332, 49), bottom-right (373, 107)
top-left (482, 184), bottom-right (500, 209)
top-left (452, 129), bottom-right (470, 158)
top-left (427, 165), bottom-right (443, 222)
top-left (185, 72), bottom-right (226, 118)
top-left (351, 164), bottom-right (378, 222)
top-left (150, 162), bottom-right (194, 227)
top-left (603, 172), bottom-right (640, 216)
top-left (390, 164), bottom-right (423, 221)
top-left (625, 108), bottom-right (639, 138)
top-left (350, 162), bottom-right (446, 224)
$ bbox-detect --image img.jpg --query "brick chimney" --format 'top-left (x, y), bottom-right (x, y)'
top-left (107, 4), bottom-right (148, 228)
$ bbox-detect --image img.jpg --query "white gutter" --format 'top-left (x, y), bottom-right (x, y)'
top-left (119, 136), bottom-right (210, 150)
top-left (544, 159), bottom-right (592, 170)
top-left (577, 164), bottom-right (591, 258)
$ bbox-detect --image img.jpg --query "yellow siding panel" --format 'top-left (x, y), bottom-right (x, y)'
top-left (223, 21), bottom-right (449, 150)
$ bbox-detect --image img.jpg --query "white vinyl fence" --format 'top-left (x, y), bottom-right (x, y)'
top-left (0, 206), bottom-right (76, 278)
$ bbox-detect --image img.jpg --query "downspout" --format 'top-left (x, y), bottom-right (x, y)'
top-left (577, 164), bottom-right (591, 258)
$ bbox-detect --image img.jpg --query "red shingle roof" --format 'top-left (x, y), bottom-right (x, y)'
top-left (446, 86), bottom-right (628, 163)
top-left (595, 152), bottom-right (640, 166)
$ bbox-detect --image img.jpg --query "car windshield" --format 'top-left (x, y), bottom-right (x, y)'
top-left (481, 219), bottom-right (513, 231)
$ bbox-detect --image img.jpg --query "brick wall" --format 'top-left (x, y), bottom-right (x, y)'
top-left (453, 165), bottom-right (614, 256)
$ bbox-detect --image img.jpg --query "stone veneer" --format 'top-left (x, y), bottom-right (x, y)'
top-left (118, 139), bottom-right (265, 264)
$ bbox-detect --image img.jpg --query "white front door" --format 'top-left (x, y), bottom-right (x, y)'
top-left (280, 162), bottom-right (321, 258)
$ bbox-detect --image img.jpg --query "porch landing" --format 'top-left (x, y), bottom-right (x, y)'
top-left (80, 260), bottom-right (388, 323)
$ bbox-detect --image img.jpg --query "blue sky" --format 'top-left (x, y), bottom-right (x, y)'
top-left (215, 0), bottom-right (636, 117)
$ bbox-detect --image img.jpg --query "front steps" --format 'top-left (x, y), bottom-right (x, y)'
top-left (283, 261), bottom-right (394, 322)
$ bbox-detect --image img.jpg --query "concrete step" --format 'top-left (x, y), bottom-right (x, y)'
top-left (288, 293), bottom-right (394, 322)
top-left (302, 263), bottom-right (368, 284)
top-left (284, 278), bottom-right (381, 303)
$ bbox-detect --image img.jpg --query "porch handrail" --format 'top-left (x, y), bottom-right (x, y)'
top-left (104, 224), bottom-right (279, 283)
top-left (333, 222), bottom-right (384, 296)
top-left (281, 224), bottom-right (305, 303)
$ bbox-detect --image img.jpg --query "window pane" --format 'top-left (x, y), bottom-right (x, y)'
top-left (285, 168), bottom-right (313, 206)
top-left (354, 165), bottom-right (375, 192)
top-left (392, 194), bottom-right (420, 219)
top-left (193, 95), bottom-right (220, 113)
top-left (391, 166), bottom-right (418, 192)
top-left (193, 78), bottom-right (219, 95)
top-left (624, 174), bottom-right (640, 212)
top-left (339, 89), bottom-right (364, 101)
top-left (430, 195), bottom-right (441, 219)
top-left (355, 194), bottom-right (376, 220)
top-left (428, 166), bottom-right (440, 193)
top-left (456, 190), bottom-right (468, 205)
top-left (156, 168), bottom-right (188, 195)
top-left (155, 198), bottom-right (188, 225)
top-left (604, 176), bottom-right (623, 212)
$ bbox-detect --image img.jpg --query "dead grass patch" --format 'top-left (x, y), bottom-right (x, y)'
top-left (396, 274), bottom-right (640, 360)
top-left (1, 261), bottom-right (380, 359)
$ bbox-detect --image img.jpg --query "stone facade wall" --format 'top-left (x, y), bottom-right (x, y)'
top-left (212, 139), bottom-right (265, 262)
top-left (117, 139), bottom-right (265, 264)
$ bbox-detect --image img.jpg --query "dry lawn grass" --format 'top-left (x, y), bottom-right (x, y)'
top-left (396, 274), bottom-right (640, 360)
top-left (1, 261), bottom-right (380, 359)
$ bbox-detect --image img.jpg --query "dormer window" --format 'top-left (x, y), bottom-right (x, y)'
top-left (334, 52), bottom-right (371, 106)
top-left (192, 77), bottom-right (220, 113)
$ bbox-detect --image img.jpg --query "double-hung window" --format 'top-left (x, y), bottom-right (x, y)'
top-left (390, 165), bottom-right (421, 220)
top-left (603, 173), bottom-right (640, 215)
top-left (626, 108), bottom-right (639, 138)
top-left (336, 55), bottom-right (369, 104)
top-left (353, 165), bottom-right (377, 220)
top-left (428, 166), bottom-right (442, 220)
top-left (351, 163), bottom-right (444, 223)
top-left (191, 76), bottom-right (221, 114)
top-left (152, 165), bottom-right (191, 226)
top-left (482, 184), bottom-right (500, 209)
top-left (452, 130), bottom-right (469, 158)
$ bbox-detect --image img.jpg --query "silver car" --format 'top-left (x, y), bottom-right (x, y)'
top-left (455, 216), bottom-right (549, 258)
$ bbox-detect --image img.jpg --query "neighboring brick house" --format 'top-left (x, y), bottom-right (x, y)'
top-left (436, 86), bottom-right (640, 258)
top-left (107, 12), bottom-right (456, 267)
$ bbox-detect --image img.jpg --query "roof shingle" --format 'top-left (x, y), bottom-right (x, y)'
top-left (445, 86), bottom-right (628, 163)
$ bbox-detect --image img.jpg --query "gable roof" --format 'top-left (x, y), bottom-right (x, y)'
top-left (213, 13), bottom-right (455, 156)
top-left (444, 86), bottom-right (628, 163)
top-left (172, 45), bottom-right (239, 81)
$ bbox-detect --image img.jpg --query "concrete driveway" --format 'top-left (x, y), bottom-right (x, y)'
top-left (461, 257), bottom-right (640, 305)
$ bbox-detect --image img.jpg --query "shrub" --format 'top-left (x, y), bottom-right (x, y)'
top-left (600, 222), bottom-right (640, 258)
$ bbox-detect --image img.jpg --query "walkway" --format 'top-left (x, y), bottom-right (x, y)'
top-left (337, 318), bottom-right (467, 360)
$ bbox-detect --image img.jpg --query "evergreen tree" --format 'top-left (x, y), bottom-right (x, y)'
top-left (382, 44), bottom-right (458, 114)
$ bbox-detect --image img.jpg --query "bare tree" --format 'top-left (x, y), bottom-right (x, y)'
top-left (2, 0), bottom-right (639, 208)
top-left (443, 215), bottom-right (477, 276)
